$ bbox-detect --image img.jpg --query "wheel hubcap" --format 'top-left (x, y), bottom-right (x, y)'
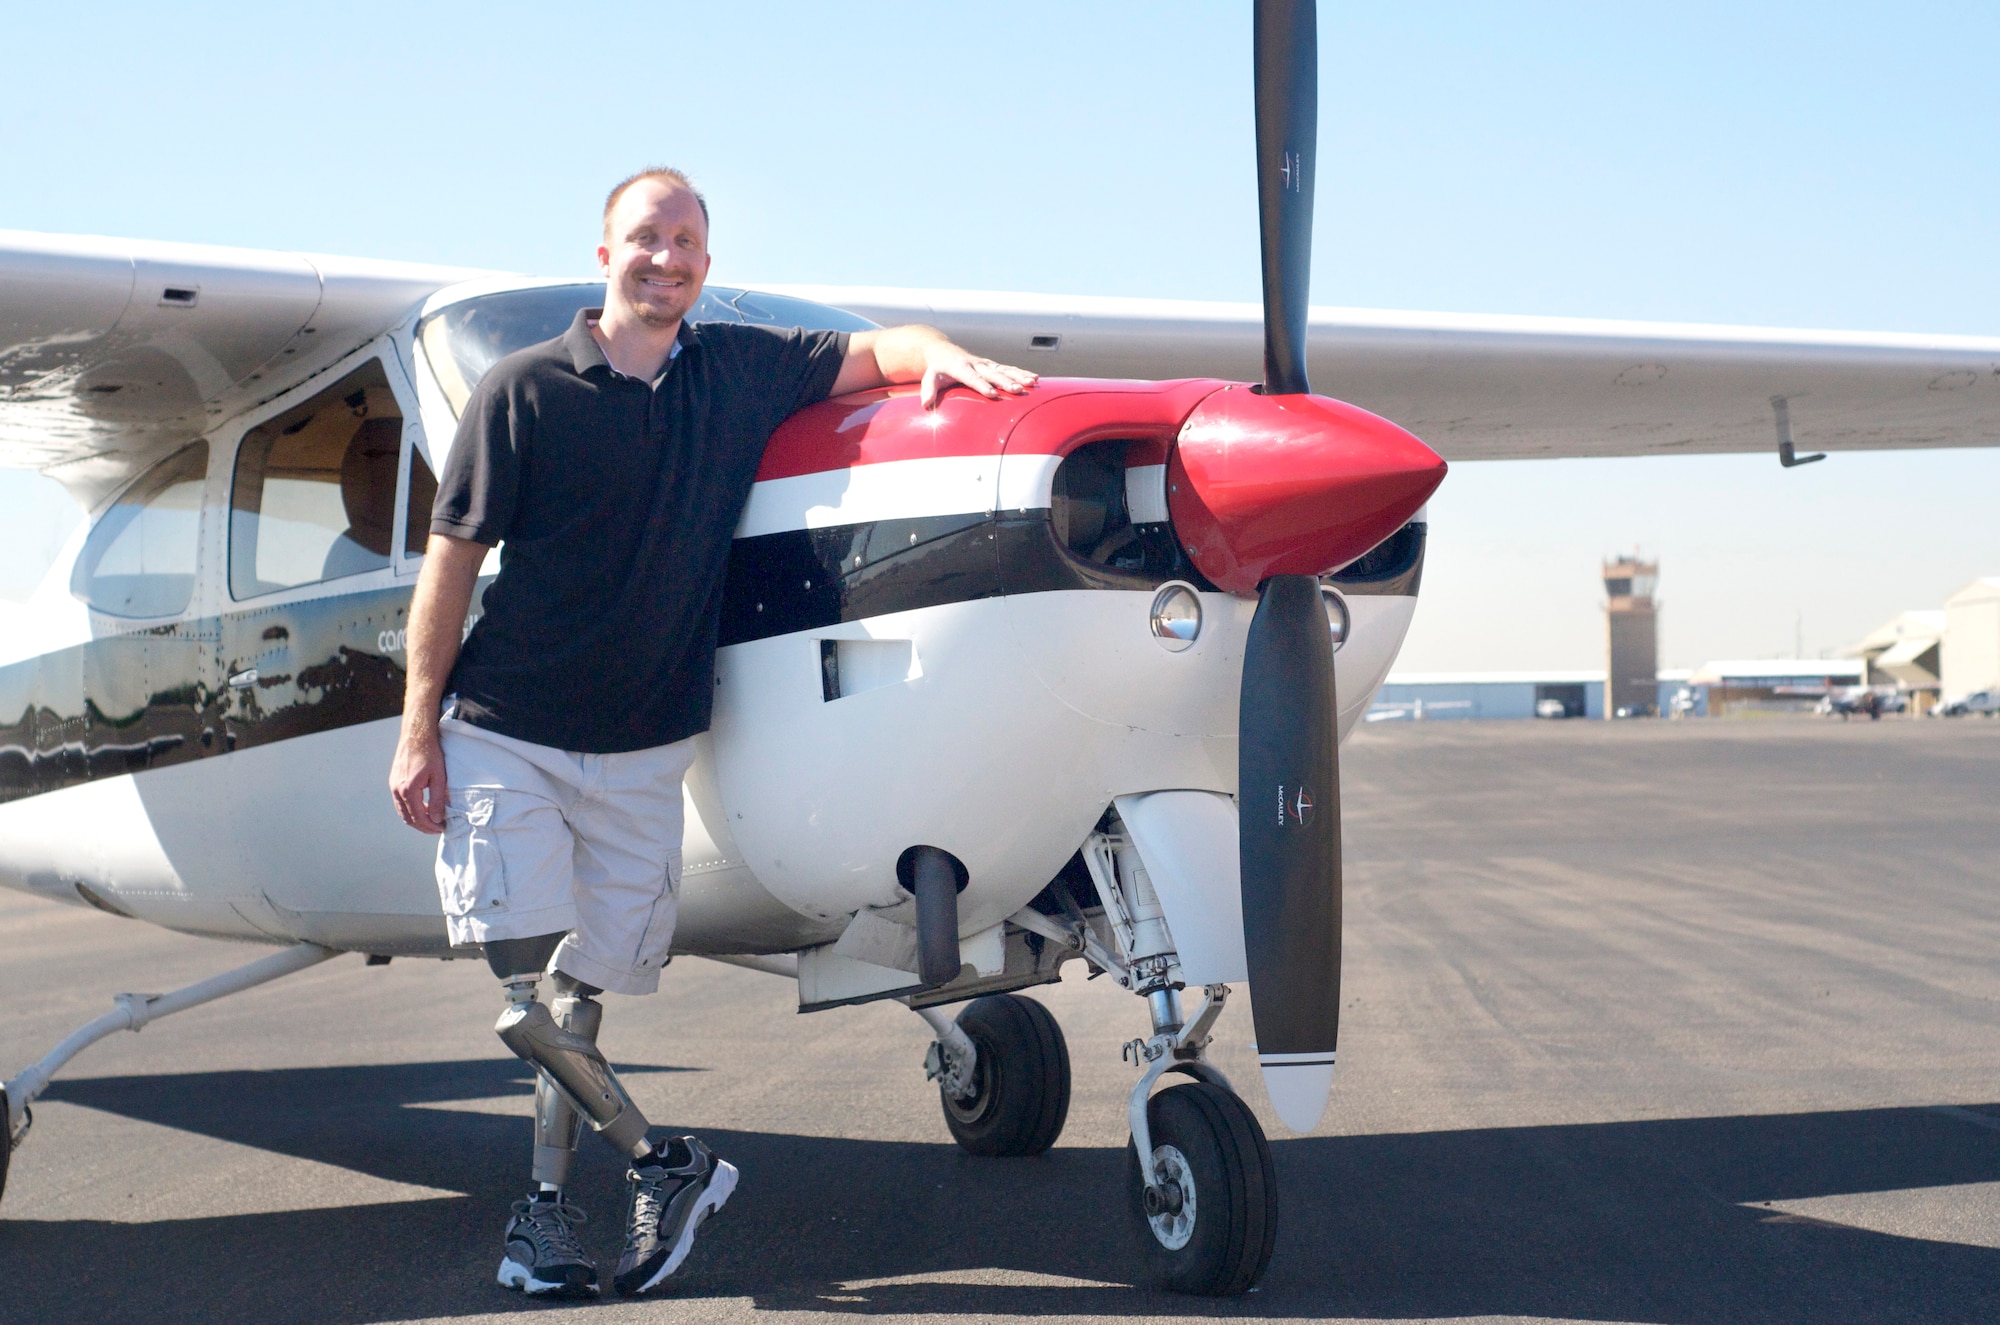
top-left (942, 1052), bottom-right (990, 1120)
top-left (1145, 1144), bottom-right (1197, 1249)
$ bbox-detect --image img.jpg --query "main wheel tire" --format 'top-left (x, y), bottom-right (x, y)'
top-left (1127, 1080), bottom-right (1278, 1295)
top-left (939, 994), bottom-right (1071, 1157)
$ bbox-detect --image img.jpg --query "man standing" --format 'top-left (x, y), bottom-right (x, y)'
top-left (388, 167), bottom-right (1034, 1298)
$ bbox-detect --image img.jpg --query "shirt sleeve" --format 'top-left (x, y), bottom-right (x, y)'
top-left (429, 371), bottom-right (524, 545)
top-left (713, 324), bottom-right (851, 436)
top-left (785, 327), bottom-right (851, 413)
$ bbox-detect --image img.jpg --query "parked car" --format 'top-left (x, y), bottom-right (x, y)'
top-left (1535, 698), bottom-right (1572, 719)
top-left (1935, 690), bottom-right (2000, 717)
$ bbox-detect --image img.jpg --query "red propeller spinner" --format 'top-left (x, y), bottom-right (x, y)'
top-left (1166, 384), bottom-right (1447, 597)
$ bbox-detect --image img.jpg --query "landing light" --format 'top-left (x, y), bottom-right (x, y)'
top-left (1150, 583), bottom-right (1202, 651)
top-left (1320, 586), bottom-right (1349, 652)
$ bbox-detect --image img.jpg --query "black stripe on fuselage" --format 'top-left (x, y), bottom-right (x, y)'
top-left (0, 583), bottom-right (423, 805)
top-left (718, 510), bottom-right (1215, 647)
top-left (0, 514), bottom-right (1423, 804)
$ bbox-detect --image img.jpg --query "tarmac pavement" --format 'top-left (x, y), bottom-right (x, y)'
top-left (2, 717), bottom-right (1998, 1324)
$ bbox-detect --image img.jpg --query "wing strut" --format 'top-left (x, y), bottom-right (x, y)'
top-left (1, 941), bottom-right (339, 1208)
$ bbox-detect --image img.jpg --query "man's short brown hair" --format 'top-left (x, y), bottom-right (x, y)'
top-left (603, 168), bottom-right (709, 239)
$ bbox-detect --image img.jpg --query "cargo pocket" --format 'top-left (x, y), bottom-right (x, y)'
top-left (435, 790), bottom-right (508, 919)
top-left (632, 849), bottom-right (683, 973)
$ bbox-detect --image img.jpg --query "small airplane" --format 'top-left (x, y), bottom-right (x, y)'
top-left (1816, 686), bottom-right (1902, 719)
top-left (4, 0), bottom-right (1999, 1295)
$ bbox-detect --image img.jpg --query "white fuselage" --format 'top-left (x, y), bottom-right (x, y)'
top-left (0, 279), bottom-right (1423, 959)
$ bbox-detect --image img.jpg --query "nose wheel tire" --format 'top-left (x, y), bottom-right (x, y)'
top-left (938, 994), bottom-right (1071, 1157)
top-left (1127, 1080), bottom-right (1278, 1295)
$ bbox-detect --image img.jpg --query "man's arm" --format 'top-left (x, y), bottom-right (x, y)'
top-left (831, 324), bottom-right (1038, 408)
top-left (388, 534), bottom-right (490, 833)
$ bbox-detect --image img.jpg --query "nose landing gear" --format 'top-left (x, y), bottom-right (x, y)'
top-left (1129, 1080), bottom-right (1277, 1294)
top-left (1117, 981), bottom-right (1278, 1294)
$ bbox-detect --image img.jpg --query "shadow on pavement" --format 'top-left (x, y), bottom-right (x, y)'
top-left (5, 1061), bottom-right (1998, 1324)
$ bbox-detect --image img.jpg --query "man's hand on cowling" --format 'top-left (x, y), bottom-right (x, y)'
top-left (918, 342), bottom-right (1038, 410)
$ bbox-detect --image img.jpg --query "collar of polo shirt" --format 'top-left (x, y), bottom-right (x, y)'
top-left (566, 307), bottom-right (691, 387)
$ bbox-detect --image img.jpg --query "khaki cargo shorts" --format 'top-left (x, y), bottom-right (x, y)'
top-left (435, 716), bottom-right (697, 996)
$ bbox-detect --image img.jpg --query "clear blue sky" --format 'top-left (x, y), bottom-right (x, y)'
top-left (4, 2), bottom-right (1996, 666)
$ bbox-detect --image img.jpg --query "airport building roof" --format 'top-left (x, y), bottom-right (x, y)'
top-left (1687, 658), bottom-right (1864, 685)
top-left (1945, 577), bottom-right (2000, 605)
top-left (1384, 669), bottom-right (1604, 686)
top-left (1848, 610), bottom-right (1946, 654)
top-left (1383, 666), bottom-right (1695, 686)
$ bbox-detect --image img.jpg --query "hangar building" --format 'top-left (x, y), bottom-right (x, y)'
top-left (1942, 578), bottom-right (2000, 701)
top-left (1370, 660), bottom-right (1881, 722)
top-left (1369, 670), bottom-right (1696, 721)
top-left (1685, 659), bottom-right (1865, 716)
top-left (1841, 577), bottom-right (2000, 712)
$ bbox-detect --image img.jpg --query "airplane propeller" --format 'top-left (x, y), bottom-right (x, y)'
top-left (1254, 0), bottom-right (1317, 399)
top-left (1163, 4), bottom-right (1438, 1135)
top-left (1240, 0), bottom-right (1340, 1133)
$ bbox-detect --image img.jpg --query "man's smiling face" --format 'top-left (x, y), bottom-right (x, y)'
top-left (599, 178), bottom-right (711, 330)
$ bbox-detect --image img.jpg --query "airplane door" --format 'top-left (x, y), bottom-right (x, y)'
top-left (215, 351), bottom-right (443, 948)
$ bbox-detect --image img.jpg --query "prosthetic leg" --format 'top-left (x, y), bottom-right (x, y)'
top-left (528, 980), bottom-right (603, 1185)
top-left (487, 936), bottom-right (656, 1171)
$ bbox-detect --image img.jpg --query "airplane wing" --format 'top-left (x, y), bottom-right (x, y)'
top-left (0, 230), bottom-right (491, 507)
top-left (771, 285), bottom-right (2000, 463)
top-left (6, 225), bottom-right (1996, 512)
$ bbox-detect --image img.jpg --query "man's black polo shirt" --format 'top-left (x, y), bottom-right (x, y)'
top-left (431, 308), bottom-right (849, 753)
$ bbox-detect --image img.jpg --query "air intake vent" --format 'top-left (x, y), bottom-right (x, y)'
top-left (160, 287), bottom-right (199, 307)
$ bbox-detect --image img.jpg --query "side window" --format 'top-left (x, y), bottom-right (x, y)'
top-left (403, 446), bottom-right (437, 557)
top-left (71, 442), bottom-right (209, 618)
top-left (230, 360), bottom-right (402, 599)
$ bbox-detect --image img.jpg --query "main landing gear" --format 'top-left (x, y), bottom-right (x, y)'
top-left (917, 819), bottom-right (1280, 1296)
top-left (923, 994), bottom-right (1070, 1156)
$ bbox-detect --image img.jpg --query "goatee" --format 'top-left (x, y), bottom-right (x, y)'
top-left (625, 274), bottom-right (694, 326)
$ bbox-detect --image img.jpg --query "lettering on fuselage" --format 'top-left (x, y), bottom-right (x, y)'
top-left (379, 614), bottom-right (476, 654)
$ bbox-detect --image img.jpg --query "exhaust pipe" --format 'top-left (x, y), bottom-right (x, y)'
top-left (899, 846), bottom-right (968, 987)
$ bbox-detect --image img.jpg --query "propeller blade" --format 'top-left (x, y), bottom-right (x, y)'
top-left (1255, 0), bottom-right (1318, 396)
top-left (1239, 573), bottom-right (1341, 1132)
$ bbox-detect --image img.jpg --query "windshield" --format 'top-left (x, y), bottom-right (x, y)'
top-left (0, 468), bottom-right (85, 602)
top-left (417, 283), bottom-right (877, 417)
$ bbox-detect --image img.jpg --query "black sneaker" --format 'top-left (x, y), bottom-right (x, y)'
top-left (497, 1190), bottom-right (598, 1297)
top-left (614, 1136), bottom-right (738, 1295)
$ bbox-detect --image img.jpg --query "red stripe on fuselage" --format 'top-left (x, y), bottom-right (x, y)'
top-left (754, 377), bottom-right (1228, 482)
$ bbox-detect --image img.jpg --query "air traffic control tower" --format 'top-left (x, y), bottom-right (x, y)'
top-left (1604, 555), bottom-right (1660, 716)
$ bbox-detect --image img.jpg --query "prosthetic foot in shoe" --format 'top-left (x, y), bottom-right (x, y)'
top-left (497, 1190), bottom-right (598, 1298)
top-left (614, 1136), bottom-right (737, 1296)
